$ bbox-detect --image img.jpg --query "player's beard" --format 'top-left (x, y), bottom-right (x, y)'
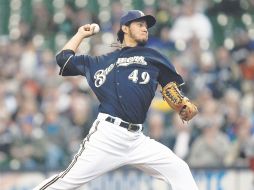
top-left (129, 31), bottom-right (148, 46)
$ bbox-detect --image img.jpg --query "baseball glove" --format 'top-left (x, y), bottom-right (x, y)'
top-left (162, 82), bottom-right (198, 121)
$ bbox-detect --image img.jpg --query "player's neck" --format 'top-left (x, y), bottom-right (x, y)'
top-left (123, 37), bottom-right (138, 47)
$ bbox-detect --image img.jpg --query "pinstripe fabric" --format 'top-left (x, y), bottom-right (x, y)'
top-left (39, 121), bottom-right (100, 190)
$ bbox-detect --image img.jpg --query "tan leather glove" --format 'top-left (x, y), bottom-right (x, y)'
top-left (162, 82), bottom-right (198, 121)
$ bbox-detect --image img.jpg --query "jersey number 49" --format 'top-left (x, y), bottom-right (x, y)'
top-left (128, 69), bottom-right (150, 84)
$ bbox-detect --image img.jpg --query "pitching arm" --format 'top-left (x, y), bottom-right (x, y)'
top-left (56, 24), bottom-right (99, 76)
top-left (62, 24), bottom-right (97, 52)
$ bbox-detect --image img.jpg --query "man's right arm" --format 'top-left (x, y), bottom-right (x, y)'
top-left (56, 24), bottom-right (97, 76)
top-left (62, 24), bottom-right (96, 52)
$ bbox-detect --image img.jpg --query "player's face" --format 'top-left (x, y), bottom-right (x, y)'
top-left (128, 20), bottom-right (148, 46)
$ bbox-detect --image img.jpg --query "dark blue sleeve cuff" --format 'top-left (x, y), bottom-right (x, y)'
top-left (56, 49), bottom-right (75, 66)
top-left (56, 49), bottom-right (78, 76)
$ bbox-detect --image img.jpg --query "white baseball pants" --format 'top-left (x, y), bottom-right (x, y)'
top-left (34, 113), bottom-right (198, 190)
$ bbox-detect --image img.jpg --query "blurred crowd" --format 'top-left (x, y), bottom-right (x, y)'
top-left (0, 0), bottom-right (254, 171)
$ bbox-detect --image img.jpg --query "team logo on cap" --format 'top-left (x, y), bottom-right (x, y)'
top-left (138, 11), bottom-right (145, 16)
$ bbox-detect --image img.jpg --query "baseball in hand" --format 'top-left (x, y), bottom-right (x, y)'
top-left (90, 23), bottom-right (100, 34)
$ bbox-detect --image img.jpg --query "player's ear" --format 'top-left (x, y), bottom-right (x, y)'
top-left (122, 25), bottom-right (129, 34)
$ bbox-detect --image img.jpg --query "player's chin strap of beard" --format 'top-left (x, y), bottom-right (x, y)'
top-left (110, 28), bottom-right (145, 48)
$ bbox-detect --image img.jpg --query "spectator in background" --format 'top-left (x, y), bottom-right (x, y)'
top-left (240, 52), bottom-right (254, 80)
top-left (8, 84), bottom-right (44, 170)
top-left (41, 106), bottom-right (70, 169)
top-left (110, 1), bottom-right (123, 25)
top-left (221, 88), bottom-right (241, 140)
top-left (19, 40), bottom-right (39, 79)
top-left (65, 92), bottom-right (95, 157)
top-left (0, 114), bottom-right (13, 168)
top-left (169, 1), bottom-right (213, 45)
top-left (76, 9), bottom-right (93, 31)
top-left (172, 113), bottom-right (192, 160)
top-left (225, 116), bottom-right (254, 166)
top-left (188, 98), bottom-right (230, 167)
top-left (230, 29), bottom-right (254, 80)
top-left (147, 25), bottom-right (175, 58)
top-left (191, 51), bottom-right (218, 97)
top-left (213, 47), bottom-right (241, 97)
top-left (58, 3), bottom-right (78, 37)
top-left (241, 81), bottom-right (254, 118)
top-left (231, 29), bottom-right (253, 65)
top-left (188, 115), bottom-right (230, 167)
top-left (31, 1), bottom-right (56, 37)
top-left (147, 111), bottom-right (173, 148)
top-left (10, 117), bottom-right (46, 170)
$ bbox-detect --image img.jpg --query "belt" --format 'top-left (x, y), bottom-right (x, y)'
top-left (105, 116), bottom-right (142, 132)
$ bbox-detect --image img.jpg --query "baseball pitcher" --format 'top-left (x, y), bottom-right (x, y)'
top-left (34, 10), bottom-right (198, 190)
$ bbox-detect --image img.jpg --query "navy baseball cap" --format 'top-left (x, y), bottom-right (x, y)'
top-left (120, 10), bottom-right (156, 28)
top-left (117, 10), bottom-right (156, 43)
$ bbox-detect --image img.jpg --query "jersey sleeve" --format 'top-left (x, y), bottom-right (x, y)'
top-left (56, 49), bottom-right (95, 77)
top-left (147, 49), bottom-right (184, 87)
top-left (157, 64), bottom-right (184, 87)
